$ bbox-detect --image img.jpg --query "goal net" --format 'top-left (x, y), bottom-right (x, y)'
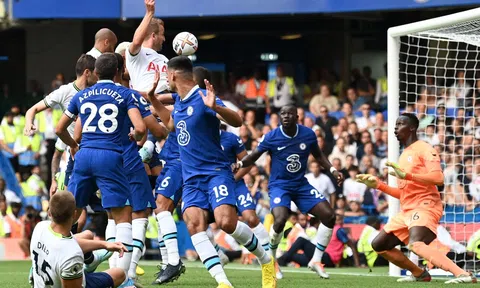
top-left (387, 8), bottom-right (480, 277)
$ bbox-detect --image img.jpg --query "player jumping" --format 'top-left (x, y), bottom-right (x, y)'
top-left (356, 113), bottom-right (476, 284)
top-left (147, 56), bottom-right (276, 288)
top-left (86, 28), bottom-right (118, 59)
top-left (55, 53), bottom-right (146, 287)
top-left (233, 105), bottom-right (344, 279)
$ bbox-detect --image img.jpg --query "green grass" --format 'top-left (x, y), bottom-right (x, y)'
top-left (0, 260), bottom-right (467, 287)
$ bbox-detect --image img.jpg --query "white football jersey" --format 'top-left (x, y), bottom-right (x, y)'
top-left (86, 47), bottom-right (102, 59)
top-left (126, 46), bottom-right (169, 93)
top-left (43, 82), bottom-right (80, 152)
top-left (30, 221), bottom-right (85, 288)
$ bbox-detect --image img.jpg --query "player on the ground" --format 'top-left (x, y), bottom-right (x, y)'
top-left (86, 28), bottom-right (118, 59)
top-left (55, 53), bottom-right (146, 287)
top-left (24, 54), bottom-right (97, 197)
top-left (30, 191), bottom-right (127, 288)
top-left (220, 125), bottom-right (271, 258)
top-left (147, 56), bottom-right (276, 288)
top-left (356, 113), bottom-right (477, 284)
top-left (233, 105), bottom-right (344, 280)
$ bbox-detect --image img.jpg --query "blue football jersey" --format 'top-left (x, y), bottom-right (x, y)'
top-left (66, 80), bottom-right (139, 153)
top-left (122, 92), bottom-right (151, 172)
top-left (172, 85), bottom-right (230, 181)
top-left (220, 130), bottom-right (245, 164)
top-left (159, 93), bottom-right (180, 163)
top-left (257, 125), bottom-right (317, 188)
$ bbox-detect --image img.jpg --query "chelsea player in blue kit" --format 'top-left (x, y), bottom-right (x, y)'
top-left (55, 53), bottom-right (146, 288)
top-left (220, 126), bottom-right (271, 254)
top-left (148, 56), bottom-right (276, 288)
top-left (234, 105), bottom-right (344, 280)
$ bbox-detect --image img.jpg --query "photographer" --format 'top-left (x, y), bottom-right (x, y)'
top-left (18, 205), bottom-right (41, 257)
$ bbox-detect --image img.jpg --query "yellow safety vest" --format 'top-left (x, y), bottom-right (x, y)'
top-left (267, 77), bottom-right (295, 98)
top-left (27, 175), bottom-right (45, 195)
top-left (278, 221), bottom-right (294, 252)
top-left (53, 109), bottom-right (62, 125)
top-left (145, 216), bottom-right (159, 239)
top-left (378, 77), bottom-right (388, 93)
top-left (1, 123), bottom-right (17, 144)
top-left (36, 111), bottom-right (47, 134)
top-left (14, 116), bottom-right (25, 136)
top-left (21, 181), bottom-right (36, 197)
top-left (467, 231), bottom-right (480, 259)
top-left (0, 215), bottom-right (4, 237)
top-left (21, 134), bottom-right (42, 152)
top-left (357, 227), bottom-right (378, 268)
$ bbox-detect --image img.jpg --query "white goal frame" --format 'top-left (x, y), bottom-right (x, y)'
top-left (387, 7), bottom-right (480, 277)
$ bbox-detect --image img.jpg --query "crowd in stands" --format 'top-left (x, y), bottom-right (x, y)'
top-left (2, 62), bottom-right (480, 268)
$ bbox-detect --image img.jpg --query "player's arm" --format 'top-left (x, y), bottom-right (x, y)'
top-left (129, 0), bottom-right (155, 56)
top-left (234, 150), bottom-right (253, 181)
top-left (145, 80), bottom-right (174, 131)
top-left (73, 118), bottom-right (82, 143)
top-left (24, 100), bottom-right (48, 136)
top-left (137, 91), bottom-right (175, 105)
top-left (144, 115), bottom-right (168, 140)
top-left (236, 149), bottom-right (264, 170)
top-left (200, 79), bottom-right (242, 127)
top-left (128, 108), bottom-right (146, 141)
top-left (50, 148), bottom-right (63, 195)
top-left (55, 114), bottom-right (77, 152)
top-left (60, 255), bottom-right (84, 288)
top-left (75, 237), bottom-right (127, 255)
top-left (310, 142), bottom-right (344, 185)
top-left (61, 277), bottom-right (83, 288)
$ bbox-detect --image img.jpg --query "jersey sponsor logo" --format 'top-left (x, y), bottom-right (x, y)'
top-left (286, 154), bottom-right (301, 173)
top-left (147, 62), bottom-right (168, 73)
top-left (176, 120), bottom-right (191, 146)
top-left (277, 146), bottom-right (287, 150)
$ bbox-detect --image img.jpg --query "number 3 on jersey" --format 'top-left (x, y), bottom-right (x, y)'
top-left (81, 103), bottom-right (119, 133)
top-left (176, 120), bottom-right (191, 146)
top-left (286, 154), bottom-right (301, 173)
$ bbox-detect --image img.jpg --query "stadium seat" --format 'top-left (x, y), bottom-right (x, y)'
top-left (329, 111), bottom-right (344, 120)
top-left (446, 108), bottom-right (457, 117)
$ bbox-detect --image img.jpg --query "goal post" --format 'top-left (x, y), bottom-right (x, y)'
top-left (387, 7), bottom-right (480, 277)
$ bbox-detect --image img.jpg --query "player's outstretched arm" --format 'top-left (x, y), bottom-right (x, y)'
top-left (129, 0), bottom-right (155, 56)
top-left (311, 143), bottom-right (344, 185)
top-left (356, 174), bottom-right (401, 199)
top-left (144, 114), bottom-right (168, 139)
top-left (24, 100), bottom-right (48, 136)
top-left (76, 237), bottom-right (127, 255)
top-left (146, 72), bottom-right (174, 131)
top-left (50, 148), bottom-right (62, 196)
top-left (55, 114), bottom-right (77, 154)
top-left (386, 161), bottom-right (444, 186)
top-left (234, 150), bottom-right (253, 181)
top-left (235, 149), bottom-right (264, 172)
top-left (200, 79), bottom-right (242, 127)
top-left (128, 108), bottom-right (146, 141)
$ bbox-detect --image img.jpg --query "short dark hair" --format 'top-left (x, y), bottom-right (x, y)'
top-left (401, 113), bottom-right (420, 129)
top-left (95, 53), bottom-right (118, 80)
top-left (114, 53), bottom-right (124, 75)
top-left (167, 56), bottom-right (193, 74)
top-left (193, 66), bottom-right (211, 89)
top-left (49, 191), bottom-right (76, 225)
top-left (75, 54), bottom-right (96, 76)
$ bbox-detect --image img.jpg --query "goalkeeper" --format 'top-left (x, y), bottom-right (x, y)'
top-left (356, 113), bottom-right (476, 284)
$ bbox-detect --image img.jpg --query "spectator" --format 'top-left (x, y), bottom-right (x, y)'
top-left (18, 205), bottom-right (42, 257)
top-left (351, 68), bottom-right (374, 102)
top-left (3, 200), bottom-right (22, 238)
top-left (309, 84), bottom-right (339, 116)
top-left (1, 112), bottom-right (19, 173)
top-left (341, 102), bottom-right (355, 123)
top-left (343, 166), bottom-right (367, 203)
top-left (242, 67), bottom-right (270, 123)
top-left (0, 178), bottom-right (21, 206)
top-left (421, 124), bottom-right (441, 146)
top-left (373, 128), bottom-right (387, 159)
top-left (355, 104), bottom-right (376, 132)
top-left (345, 200), bottom-right (365, 217)
top-left (51, 73), bottom-right (65, 92)
top-left (239, 125), bottom-right (253, 151)
top-left (14, 127), bottom-right (43, 177)
top-left (329, 137), bottom-right (353, 167)
top-left (447, 70), bottom-right (472, 109)
top-left (469, 158), bottom-right (480, 203)
top-left (22, 166), bottom-right (47, 211)
top-left (324, 210), bottom-right (361, 267)
top-left (315, 105), bottom-right (338, 142)
top-left (244, 110), bottom-right (262, 139)
top-left (267, 65), bottom-right (297, 114)
top-left (269, 113), bottom-right (280, 129)
top-left (357, 216), bottom-right (387, 268)
top-left (356, 131), bottom-right (372, 160)
top-left (375, 63), bottom-right (388, 111)
top-left (305, 161), bottom-right (336, 205)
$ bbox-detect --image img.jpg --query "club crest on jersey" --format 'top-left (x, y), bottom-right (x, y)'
top-left (300, 143), bottom-right (306, 150)
top-left (274, 197), bottom-right (281, 204)
top-left (187, 106), bottom-right (194, 116)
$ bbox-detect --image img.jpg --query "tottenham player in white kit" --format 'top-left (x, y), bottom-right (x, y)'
top-left (30, 191), bottom-right (127, 288)
top-left (86, 28), bottom-right (117, 59)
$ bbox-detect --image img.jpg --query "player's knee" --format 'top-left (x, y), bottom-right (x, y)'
top-left (245, 214), bottom-right (260, 228)
top-left (371, 236), bottom-right (386, 252)
top-left (216, 216), bottom-right (237, 234)
top-left (155, 196), bottom-right (174, 212)
top-left (108, 268), bottom-right (126, 287)
top-left (322, 212), bottom-right (336, 228)
top-left (272, 216), bottom-right (287, 233)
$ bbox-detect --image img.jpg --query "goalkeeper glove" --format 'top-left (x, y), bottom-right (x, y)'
top-left (355, 174), bottom-right (379, 189)
top-left (386, 161), bottom-right (407, 179)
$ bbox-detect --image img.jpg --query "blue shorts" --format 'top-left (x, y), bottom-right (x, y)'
top-left (181, 173), bottom-right (236, 214)
top-left (149, 150), bottom-right (162, 169)
top-left (85, 271), bottom-right (114, 288)
top-left (128, 167), bottom-right (156, 212)
top-left (269, 182), bottom-right (327, 214)
top-left (71, 148), bottom-right (131, 210)
top-left (155, 160), bottom-right (183, 206)
top-left (235, 180), bottom-right (255, 214)
top-left (64, 155), bottom-right (74, 187)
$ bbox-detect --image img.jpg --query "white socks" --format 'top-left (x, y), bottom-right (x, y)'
top-left (115, 222), bottom-right (133, 274)
top-left (252, 222), bottom-right (270, 253)
top-left (106, 219), bottom-right (117, 268)
top-left (157, 222), bottom-right (168, 269)
top-left (310, 223), bottom-right (333, 263)
top-left (230, 221), bottom-right (270, 265)
top-left (156, 211), bottom-right (180, 266)
top-left (191, 231), bottom-right (231, 286)
top-left (269, 226), bottom-right (283, 260)
top-left (206, 228), bottom-right (228, 261)
top-left (128, 218), bottom-right (148, 278)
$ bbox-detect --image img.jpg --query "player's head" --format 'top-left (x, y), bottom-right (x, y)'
top-left (75, 54), bottom-right (97, 87)
top-left (366, 216), bottom-right (381, 230)
top-left (166, 56), bottom-right (194, 92)
top-left (114, 53), bottom-right (125, 82)
top-left (193, 66), bottom-right (211, 89)
top-left (94, 28), bottom-right (118, 53)
top-left (145, 18), bottom-right (165, 51)
top-left (115, 42), bottom-right (131, 57)
top-left (279, 104), bottom-right (298, 128)
top-left (394, 113), bottom-right (419, 143)
top-left (94, 53), bottom-right (118, 81)
top-left (48, 191), bottom-right (76, 226)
